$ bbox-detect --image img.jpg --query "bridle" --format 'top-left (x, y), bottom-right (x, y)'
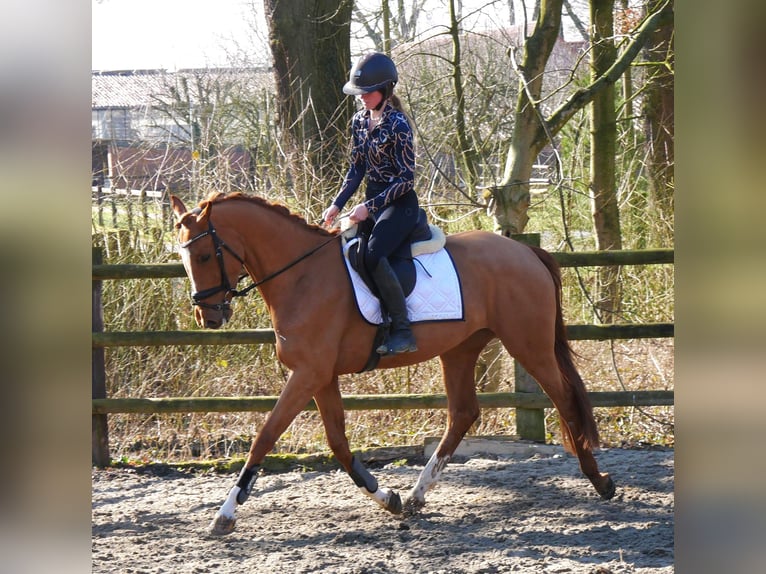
top-left (179, 210), bottom-right (342, 312)
top-left (179, 218), bottom-right (246, 312)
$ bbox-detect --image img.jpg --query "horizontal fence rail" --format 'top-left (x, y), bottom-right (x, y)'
top-left (92, 323), bottom-right (673, 348)
top-left (92, 246), bottom-right (674, 466)
top-left (91, 248), bottom-right (674, 280)
top-left (92, 390), bottom-right (674, 415)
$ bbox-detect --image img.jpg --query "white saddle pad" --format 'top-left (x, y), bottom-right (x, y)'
top-left (342, 239), bottom-right (464, 325)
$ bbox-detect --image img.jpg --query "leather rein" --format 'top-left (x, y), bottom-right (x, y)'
top-left (179, 212), bottom-right (342, 312)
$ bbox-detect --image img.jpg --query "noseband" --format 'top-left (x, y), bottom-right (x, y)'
top-left (179, 210), bottom-right (342, 312)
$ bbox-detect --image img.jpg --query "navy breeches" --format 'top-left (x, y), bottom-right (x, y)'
top-left (364, 187), bottom-right (419, 272)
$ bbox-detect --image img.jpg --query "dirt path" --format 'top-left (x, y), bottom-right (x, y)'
top-left (92, 446), bottom-right (673, 573)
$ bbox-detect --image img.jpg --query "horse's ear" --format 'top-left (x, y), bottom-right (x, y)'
top-left (170, 195), bottom-right (187, 222)
top-left (197, 201), bottom-right (212, 224)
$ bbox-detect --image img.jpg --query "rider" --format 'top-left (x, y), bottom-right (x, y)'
top-left (323, 52), bottom-right (418, 355)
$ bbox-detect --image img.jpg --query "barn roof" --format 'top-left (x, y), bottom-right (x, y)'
top-left (91, 68), bottom-right (272, 109)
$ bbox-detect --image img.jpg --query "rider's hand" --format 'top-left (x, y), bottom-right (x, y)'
top-left (349, 203), bottom-right (369, 223)
top-left (322, 205), bottom-right (340, 227)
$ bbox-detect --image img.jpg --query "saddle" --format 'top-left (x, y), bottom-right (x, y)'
top-left (340, 211), bottom-right (458, 373)
top-left (341, 208), bottom-right (446, 297)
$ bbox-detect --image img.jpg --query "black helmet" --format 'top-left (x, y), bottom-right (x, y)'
top-left (343, 52), bottom-right (398, 96)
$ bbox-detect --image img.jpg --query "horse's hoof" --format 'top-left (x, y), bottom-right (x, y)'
top-left (208, 514), bottom-right (236, 536)
top-left (402, 496), bottom-right (425, 517)
top-left (597, 474), bottom-right (616, 500)
top-left (385, 491), bottom-right (402, 515)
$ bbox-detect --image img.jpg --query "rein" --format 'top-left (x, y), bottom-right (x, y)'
top-left (180, 213), bottom-right (342, 310)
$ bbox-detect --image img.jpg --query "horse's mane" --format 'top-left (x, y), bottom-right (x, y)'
top-left (202, 191), bottom-right (337, 237)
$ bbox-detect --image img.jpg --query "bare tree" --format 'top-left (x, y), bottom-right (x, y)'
top-left (447, 0), bottom-right (480, 190)
top-left (486, 0), bottom-right (672, 236)
top-left (563, 0), bottom-right (589, 40)
top-left (352, 0), bottom-right (426, 51)
top-left (487, 0), bottom-right (565, 236)
top-left (642, 0), bottom-right (674, 242)
top-left (506, 0), bottom-right (517, 26)
top-left (589, 0), bottom-right (622, 323)
top-left (263, 0), bottom-right (354, 204)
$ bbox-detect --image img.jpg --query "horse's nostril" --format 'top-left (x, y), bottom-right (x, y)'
top-left (206, 319), bottom-right (221, 329)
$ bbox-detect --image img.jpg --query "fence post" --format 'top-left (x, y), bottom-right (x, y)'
top-left (97, 185), bottom-right (104, 227)
top-left (92, 246), bottom-right (110, 466)
top-left (111, 194), bottom-right (118, 228)
top-left (511, 233), bottom-right (546, 442)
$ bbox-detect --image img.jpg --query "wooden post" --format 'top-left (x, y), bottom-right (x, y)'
top-left (126, 185), bottom-right (134, 230)
top-left (92, 247), bottom-right (110, 466)
top-left (117, 229), bottom-right (131, 257)
top-left (97, 185), bottom-right (104, 227)
top-left (511, 233), bottom-right (546, 442)
top-left (110, 194), bottom-right (118, 228)
top-left (140, 188), bottom-right (149, 227)
top-left (161, 190), bottom-right (171, 231)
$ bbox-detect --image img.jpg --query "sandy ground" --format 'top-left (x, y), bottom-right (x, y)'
top-left (92, 446), bottom-right (673, 573)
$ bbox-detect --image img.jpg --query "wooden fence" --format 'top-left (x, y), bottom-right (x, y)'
top-left (92, 186), bottom-right (168, 231)
top-left (92, 245), bottom-right (674, 466)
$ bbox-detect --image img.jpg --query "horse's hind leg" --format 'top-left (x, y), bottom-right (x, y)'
top-left (403, 333), bottom-right (490, 515)
top-left (313, 379), bottom-right (402, 514)
top-left (517, 353), bottom-right (615, 500)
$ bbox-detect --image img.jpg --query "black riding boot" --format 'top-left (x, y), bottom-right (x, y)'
top-left (371, 257), bottom-right (417, 355)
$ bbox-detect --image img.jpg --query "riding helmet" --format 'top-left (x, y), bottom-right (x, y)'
top-left (342, 52), bottom-right (398, 97)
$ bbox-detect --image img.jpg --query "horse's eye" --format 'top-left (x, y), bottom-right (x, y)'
top-left (198, 253), bottom-right (212, 264)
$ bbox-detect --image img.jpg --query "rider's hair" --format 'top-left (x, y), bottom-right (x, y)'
top-left (382, 91), bottom-right (412, 130)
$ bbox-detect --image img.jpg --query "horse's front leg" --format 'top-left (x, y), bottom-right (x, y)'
top-left (314, 380), bottom-right (402, 514)
top-left (208, 370), bottom-right (318, 536)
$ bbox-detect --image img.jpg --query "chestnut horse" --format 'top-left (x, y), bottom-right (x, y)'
top-left (170, 192), bottom-right (615, 536)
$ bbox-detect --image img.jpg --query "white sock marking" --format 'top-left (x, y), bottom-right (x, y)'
top-left (409, 453), bottom-right (449, 503)
top-left (218, 485), bottom-right (240, 518)
top-left (360, 486), bottom-right (394, 509)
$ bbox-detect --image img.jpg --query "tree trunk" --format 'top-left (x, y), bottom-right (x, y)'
top-left (382, 0), bottom-right (392, 54)
top-left (449, 0), bottom-right (479, 190)
top-left (589, 0), bottom-right (622, 323)
top-left (643, 0), bottom-right (674, 243)
top-left (617, 0), bottom-right (634, 140)
top-left (264, 0), bottom-right (353, 200)
top-left (489, 0), bottom-right (563, 236)
top-left (563, 0), bottom-right (589, 41)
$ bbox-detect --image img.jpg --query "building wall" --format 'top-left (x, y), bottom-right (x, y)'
top-left (92, 140), bottom-right (255, 193)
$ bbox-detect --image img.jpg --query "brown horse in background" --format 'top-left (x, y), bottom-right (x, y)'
top-left (170, 192), bottom-right (615, 536)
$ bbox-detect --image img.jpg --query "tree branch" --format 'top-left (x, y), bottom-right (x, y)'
top-left (543, 0), bottom-right (673, 140)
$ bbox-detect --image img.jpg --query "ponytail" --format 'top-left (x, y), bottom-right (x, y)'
top-left (388, 94), bottom-right (412, 129)
top-left (373, 85), bottom-right (413, 129)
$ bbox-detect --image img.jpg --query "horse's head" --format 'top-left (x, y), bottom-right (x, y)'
top-left (171, 195), bottom-right (244, 329)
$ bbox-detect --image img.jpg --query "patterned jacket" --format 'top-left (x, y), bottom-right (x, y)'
top-left (332, 101), bottom-right (415, 215)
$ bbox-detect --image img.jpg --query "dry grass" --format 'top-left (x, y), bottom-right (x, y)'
top-left (102, 338), bottom-right (673, 464)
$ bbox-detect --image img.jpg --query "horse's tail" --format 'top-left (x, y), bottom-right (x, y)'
top-left (530, 245), bottom-right (600, 453)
